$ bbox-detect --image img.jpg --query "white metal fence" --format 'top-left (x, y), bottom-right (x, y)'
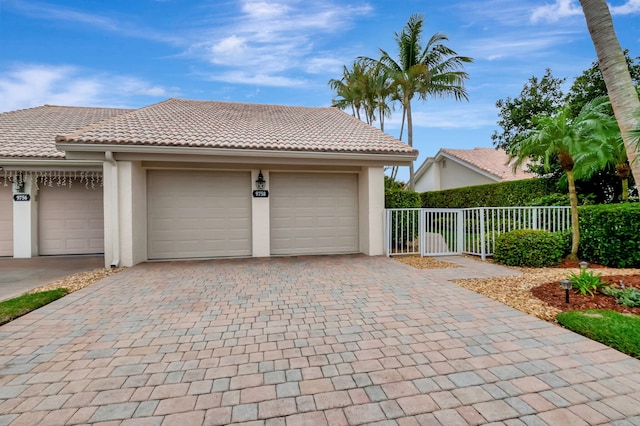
top-left (385, 206), bottom-right (572, 259)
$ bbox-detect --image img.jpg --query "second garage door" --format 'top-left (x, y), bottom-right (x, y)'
top-left (38, 182), bottom-right (104, 255)
top-left (270, 173), bottom-right (358, 255)
top-left (147, 170), bottom-right (251, 259)
top-left (0, 184), bottom-right (12, 256)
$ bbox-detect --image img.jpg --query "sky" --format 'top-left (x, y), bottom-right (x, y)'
top-left (0, 0), bottom-right (639, 181)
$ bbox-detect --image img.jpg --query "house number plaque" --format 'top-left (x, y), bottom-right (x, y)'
top-left (252, 190), bottom-right (269, 198)
top-left (13, 194), bottom-right (30, 202)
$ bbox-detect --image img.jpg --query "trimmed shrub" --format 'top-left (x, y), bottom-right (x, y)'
top-left (493, 229), bottom-right (564, 267)
top-left (579, 203), bottom-right (640, 268)
top-left (421, 178), bottom-right (555, 208)
top-left (385, 189), bottom-right (421, 208)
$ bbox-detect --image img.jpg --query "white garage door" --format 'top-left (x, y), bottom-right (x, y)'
top-left (0, 184), bottom-right (12, 256)
top-left (147, 170), bottom-right (251, 259)
top-left (270, 173), bottom-right (358, 255)
top-left (39, 182), bottom-right (104, 255)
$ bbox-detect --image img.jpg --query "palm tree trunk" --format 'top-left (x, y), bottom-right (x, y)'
top-left (399, 106), bottom-right (406, 141)
top-left (566, 169), bottom-right (580, 259)
top-left (579, 0), bottom-right (640, 184)
top-left (621, 177), bottom-right (629, 202)
top-left (407, 100), bottom-right (415, 190)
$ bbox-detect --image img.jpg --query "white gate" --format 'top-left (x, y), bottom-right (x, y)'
top-left (385, 206), bottom-right (571, 259)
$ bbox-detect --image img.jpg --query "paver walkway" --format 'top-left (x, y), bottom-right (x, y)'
top-left (0, 255), bottom-right (639, 425)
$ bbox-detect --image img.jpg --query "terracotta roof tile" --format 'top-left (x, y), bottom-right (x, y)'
top-left (0, 105), bottom-right (133, 159)
top-left (441, 147), bottom-right (534, 181)
top-left (58, 98), bottom-right (417, 156)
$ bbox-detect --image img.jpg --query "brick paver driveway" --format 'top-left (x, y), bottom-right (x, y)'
top-left (1, 255), bottom-right (639, 425)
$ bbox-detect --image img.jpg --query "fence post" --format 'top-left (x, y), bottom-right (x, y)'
top-left (384, 209), bottom-right (389, 256)
top-left (480, 207), bottom-right (486, 260)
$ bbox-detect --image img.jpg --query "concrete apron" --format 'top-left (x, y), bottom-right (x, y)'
top-left (0, 255), bottom-right (104, 302)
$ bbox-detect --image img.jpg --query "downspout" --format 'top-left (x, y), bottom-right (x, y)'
top-left (105, 151), bottom-right (120, 268)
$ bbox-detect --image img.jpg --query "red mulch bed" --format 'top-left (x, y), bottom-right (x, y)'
top-left (531, 259), bottom-right (640, 315)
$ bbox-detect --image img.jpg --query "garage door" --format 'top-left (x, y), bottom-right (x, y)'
top-left (38, 182), bottom-right (104, 255)
top-left (0, 184), bottom-right (12, 256)
top-left (270, 173), bottom-right (358, 255)
top-left (147, 170), bottom-right (251, 259)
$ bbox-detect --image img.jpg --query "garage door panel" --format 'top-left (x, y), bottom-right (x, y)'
top-left (148, 170), bottom-right (251, 259)
top-left (39, 183), bottom-right (104, 255)
top-left (0, 185), bottom-right (12, 256)
top-left (271, 173), bottom-right (358, 255)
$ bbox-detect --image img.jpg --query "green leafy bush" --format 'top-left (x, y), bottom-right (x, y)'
top-left (493, 229), bottom-right (564, 267)
top-left (526, 193), bottom-right (569, 206)
top-left (566, 269), bottom-right (605, 296)
top-left (421, 178), bottom-right (555, 208)
top-left (601, 286), bottom-right (640, 308)
top-left (385, 189), bottom-right (421, 209)
top-left (554, 229), bottom-right (572, 257)
top-left (579, 203), bottom-right (640, 268)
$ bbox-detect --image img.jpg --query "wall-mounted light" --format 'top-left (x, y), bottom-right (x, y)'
top-left (255, 171), bottom-right (266, 190)
top-left (12, 179), bottom-right (25, 194)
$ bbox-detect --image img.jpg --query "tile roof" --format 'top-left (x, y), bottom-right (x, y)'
top-left (0, 105), bottom-right (133, 159)
top-left (58, 98), bottom-right (417, 156)
top-left (441, 147), bottom-right (534, 181)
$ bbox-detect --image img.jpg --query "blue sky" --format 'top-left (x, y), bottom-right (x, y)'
top-left (0, 0), bottom-right (638, 180)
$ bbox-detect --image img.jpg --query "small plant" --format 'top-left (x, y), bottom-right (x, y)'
top-left (565, 269), bottom-right (605, 296)
top-left (601, 284), bottom-right (640, 308)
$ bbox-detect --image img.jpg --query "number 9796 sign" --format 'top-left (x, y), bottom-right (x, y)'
top-left (13, 194), bottom-right (30, 202)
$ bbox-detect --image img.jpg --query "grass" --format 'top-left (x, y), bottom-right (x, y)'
top-left (557, 309), bottom-right (640, 359)
top-left (0, 289), bottom-right (69, 326)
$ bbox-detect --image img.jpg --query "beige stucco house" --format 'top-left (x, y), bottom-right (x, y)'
top-left (1, 99), bottom-right (417, 267)
top-left (414, 147), bottom-right (534, 192)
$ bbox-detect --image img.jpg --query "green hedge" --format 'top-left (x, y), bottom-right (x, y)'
top-left (385, 189), bottom-right (421, 208)
top-left (579, 203), bottom-right (640, 268)
top-left (421, 178), bottom-right (554, 208)
top-left (493, 229), bottom-right (564, 267)
top-left (385, 189), bottom-right (421, 248)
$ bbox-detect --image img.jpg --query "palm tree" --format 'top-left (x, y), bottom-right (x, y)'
top-left (579, 0), bottom-right (640, 182)
top-left (370, 14), bottom-right (472, 189)
top-left (572, 98), bottom-right (630, 201)
top-left (328, 61), bottom-right (367, 120)
top-left (509, 98), bottom-right (617, 258)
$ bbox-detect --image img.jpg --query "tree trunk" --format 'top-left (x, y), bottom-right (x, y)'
top-left (407, 99), bottom-right (415, 190)
top-left (621, 177), bottom-right (629, 201)
top-left (579, 0), bottom-right (640, 184)
top-left (566, 169), bottom-right (580, 259)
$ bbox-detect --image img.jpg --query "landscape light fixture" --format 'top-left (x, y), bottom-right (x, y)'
top-left (560, 279), bottom-right (572, 304)
top-left (579, 261), bottom-right (589, 270)
top-left (255, 171), bottom-right (266, 190)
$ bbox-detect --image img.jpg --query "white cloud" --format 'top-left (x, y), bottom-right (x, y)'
top-left (530, 0), bottom-right (640, 23)
top-left (530, 0), bottom-right (583, 23)
top-left (610, 0), bottom-right (640, 14)
top-left (191, 1), bottom-right (373, 85)
top-left (0, 64), bottom-right (172, 112)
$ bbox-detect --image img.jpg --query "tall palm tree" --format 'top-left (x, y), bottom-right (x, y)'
top-left (509, 98), bottom-right (617, 258)
top-left (579, 0), bottom-right (640, 182)
top-left (372, 14), bottom-right (472, 189)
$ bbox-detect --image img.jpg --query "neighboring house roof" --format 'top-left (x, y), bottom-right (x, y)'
top-left (440, 148), bottom-right (533, 181)
top-left (416, 147), bottom-right (534, 183)
top-left (57, 98), bottom-right (417, 156)
top-left (0, 105), bottom-right (133, 159)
